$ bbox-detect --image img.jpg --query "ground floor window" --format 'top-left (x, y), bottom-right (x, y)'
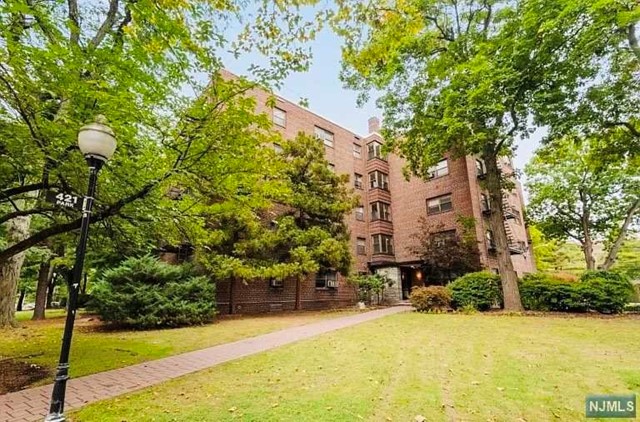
top-left (315, 270), bottom-right (338, 288)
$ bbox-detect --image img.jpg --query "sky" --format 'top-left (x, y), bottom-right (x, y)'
top-left (220, 25), bottom-right (543, 198)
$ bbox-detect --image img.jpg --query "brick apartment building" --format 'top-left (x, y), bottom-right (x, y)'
top-left (215, 78), bottom-right (535, 313)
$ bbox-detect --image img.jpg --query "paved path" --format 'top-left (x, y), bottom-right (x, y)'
top-left (0, 306), bottom-right (409, 421)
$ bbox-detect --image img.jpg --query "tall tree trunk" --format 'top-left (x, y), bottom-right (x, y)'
top-left (0, 205), bottom-right (30, 327)
top-left (32, 258), bottom-right (53, 320)
top-left (580, 205), bottom-right (596, 270)
top-left (601, 198), bottom-right (639, 270)
top-left (16, 288), bottom-right (26, 311)
top-left (46, 273), bottom-right (57, 309)
top-left (482, 150), bottom-right (523, 311)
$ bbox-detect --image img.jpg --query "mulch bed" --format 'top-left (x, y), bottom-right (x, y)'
top-left (0, 358), bottom-right (51, 394)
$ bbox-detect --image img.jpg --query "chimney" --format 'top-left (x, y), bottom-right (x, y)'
top-left (368, 116), bottom-right (380, 134)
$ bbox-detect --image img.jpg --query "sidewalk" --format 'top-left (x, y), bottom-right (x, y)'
top-left (0, 306), bottom-right (409, 422)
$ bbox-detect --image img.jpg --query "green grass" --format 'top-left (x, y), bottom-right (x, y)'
top-left (72, 313), bottom-right (640, 422)
top-left (0, 308), bottom-right (358, 388)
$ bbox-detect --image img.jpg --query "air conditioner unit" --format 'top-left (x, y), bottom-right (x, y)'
top-left (327, 279), bottom-right (338, 288)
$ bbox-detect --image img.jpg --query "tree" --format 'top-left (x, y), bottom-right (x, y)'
top-left (526, 135), bottom-right (639, 270)
top-left (0, 0), bottom-right (326, 327)
top-left (409, 216), bottom-right (481, 284)
top-left (331, 0), bottom-right (568, 310)
top-left (188, 132), bottom-right (357, 312)
top-left (516, 0), bottom-right (639, 158)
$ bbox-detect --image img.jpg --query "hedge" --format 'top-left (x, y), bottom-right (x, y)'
top-left (448, 272), bottom-right (502, 311)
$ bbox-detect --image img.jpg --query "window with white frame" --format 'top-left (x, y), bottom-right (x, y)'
top-left (353, 143), bottom-right (362, 158)
top-left (370, 201), bottom-right (391, 221)
top-left (354, 173), bottom-right (363, 189)
top-left (315, 270), bottom-right (338, 288)
top-left (355, 205), bottom-right (364, 221)
top-left (426, 194), bottom-right (453, 215)
top-left (356, 237), bottom-right (366, 255)
top-left (273, 108), bottom-right (286, 127)
top-left (315, 126), bottom-right (334, 148)
top-left (486, 230), bottom-right (496, 250)
top-left (372, 234), bottom-right (394, 254)
top-left (273, 143), bottom-right (283, 154)
top-left (369, 170), bottom-right (389, 190)
top-left (367, 141), bottom-right (383, 160)
top-left (428, 159), bottom-right (449, 178)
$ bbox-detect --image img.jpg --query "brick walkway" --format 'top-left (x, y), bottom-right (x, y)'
top-left (0, 306), bottom-right (409, 422)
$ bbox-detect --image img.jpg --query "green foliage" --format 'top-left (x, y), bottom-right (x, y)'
top-left (409, 286), bottom-right (451, 312)
top-left (448, 272), bottom-right (502, 311)
top-left (349, 273), bottom-right (394, 305)
top-left (519, 273), bottom-right (585, 312)
top-left (525, 136), bottom-right (639, 269)
top-left (196, 132), bottom-right (357, 283)
top-left (578, 271), bottom-right (635, 314)
top-left (89, 256), bottom-right (216, 328)
top-left (518, 271), bottom-right (634, 314)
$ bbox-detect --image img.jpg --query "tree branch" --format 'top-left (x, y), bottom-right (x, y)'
top-left (1, 183), bottom-right (46, 201)
top-left (91, 0), bottom-right (119, 48)
top-left (604, 120), bottom-right (640, 138)
top-left (0, 174), bottom-right (171, 263)
top-left (600, 197), bottom-right (640, 270)
top-left (67, 0), bottom-right (80, 46)
top-left (0, 208), bottom-right (57, 225)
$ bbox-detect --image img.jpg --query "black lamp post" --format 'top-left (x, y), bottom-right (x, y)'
top-left (45, 116), bottom-right (116, 422)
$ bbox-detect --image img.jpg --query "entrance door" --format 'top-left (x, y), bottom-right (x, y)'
top-left (400, 268), bottom-right (412, 300)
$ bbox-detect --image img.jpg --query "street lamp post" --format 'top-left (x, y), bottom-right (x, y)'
top-left (45, 116), bottom-right (116, 422)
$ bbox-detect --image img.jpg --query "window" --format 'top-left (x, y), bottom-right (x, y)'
top-left (356, 237), bottom-right (366, 255)
top-left (372, 234), bottom-right (394, 255)
top-left (353, 143), bottom-right (362, 158)
top-left (315, 270), bottom-right (338, 288)
top-left (433, 230), bottom-right (456, 247)
top-left (355, 205), bottom-right (364, 221)
top-left (315, 126), bottom-right (334, 148)
top-left (269, 278), bottom-right (284, 288)
top-left (273, 108), bottom-right (286, 127)
top-left (370, 201), bottom-right (391, 221)
top-left (328, 163), bottom-right (335, 173)
top-left (427, 194), bottom-right (453, 215)
top-left (428, 159), bottom-right (449, 178)
top-left (354, 173), bottom-right (363, 189)
top-left (367, 141), bottom-right (383, 160)
top-left (273, 143), bottom-right (283, 154)
top-left (369, 170), bottom-right (389, 190)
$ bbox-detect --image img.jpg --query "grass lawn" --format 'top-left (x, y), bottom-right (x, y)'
top-left (72, 312), bottom-right (640, 422)
top-left (0, 308), bottom-right (358, 391)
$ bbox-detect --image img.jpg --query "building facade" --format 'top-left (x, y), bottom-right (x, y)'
top-left (216, 80), bottom-right (535, 313)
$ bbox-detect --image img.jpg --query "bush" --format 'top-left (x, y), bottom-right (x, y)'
top-left (519, 273), bottom-right (586, 312)
top-left (578, 271), bottom-right (634, 314)
top-left (349, 273), bottom-right (394, 305)
top-left (410, 286), bottom-right (451, 312)
top-left (89, 255), bottom-right (216, 328)
top-left (448, 272), bottom-right (502, 311)
top-left (518, 271), bottom-right (634, 314)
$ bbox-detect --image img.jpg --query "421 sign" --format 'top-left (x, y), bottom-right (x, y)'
top-left (45, 191), bottom-right (84, 211)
